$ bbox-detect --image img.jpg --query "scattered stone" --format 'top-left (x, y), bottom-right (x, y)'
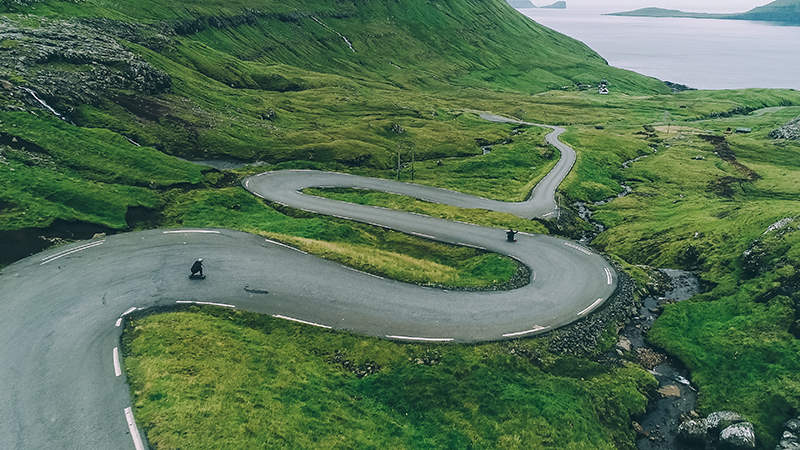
top-left (548, 265), bottom-right (640, 355)
top-left (616, 335), bottom-right (632, 352)
top-left (636, 347), bottom-right (667, 370)
top-left (328, 350), bottom-right (380, 378)
top-left (658, 384), bottom-right (681, 398)
top-left (632, 421), bottom-right (649, 437)
top-left (678, 418), bottom-right (707, 444)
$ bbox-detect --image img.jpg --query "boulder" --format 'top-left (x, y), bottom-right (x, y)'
top-left (775, 418), bottom-right (800, 450)
top-left (775, 431), bottom-right (800, 450)
top-left (786, 419), bottom-right (800, 435)
top-left (719, 422), bottom-right (756, 449)
top-left (678, 419), bottom-right (706, 444)
top-left (706, 411), bottom-right (747, 437)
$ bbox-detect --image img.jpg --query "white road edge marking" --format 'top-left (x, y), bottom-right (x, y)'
top-left (605, 268), bottom-right (613, 285)
top-left (163, 230), bottom-right (221, 234)
top-left (176, 301), bottom-right (236, 308)
top-left (124, 407), bottom-right (145, 450)
top-left (456, 242), bottom-right (486, 250)
top-left (578, 298), bottom-right (604, 316)
top-left (113, 347), bottom-right (122, 377)
top-left (264, 238), bottom-right (308, 254)
top-left (502, 325), bottom-right (550, 337)
top-left (410, 232), bottom-right (436, 239)
top-left (272, 314), bottom-right (332, 329)
top-left (386, 335), bottom-right (454, 342)
top-left (40, 240), bottom-right (104, 265)
top-left (344, 266), bottom-right (385, 279)
top-left (563, 242), bottom-right (592, 256)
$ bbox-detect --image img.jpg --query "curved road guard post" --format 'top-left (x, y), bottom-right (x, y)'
top-left (0, 115), bottom-right (616, 449)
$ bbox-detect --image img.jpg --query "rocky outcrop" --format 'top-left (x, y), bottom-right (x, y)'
top-left (677, 411), bottom-right (757, 449)
top-left (0, 17), bottom-right (171, 112)
top-left (770, 116), bottom-right (800, 141)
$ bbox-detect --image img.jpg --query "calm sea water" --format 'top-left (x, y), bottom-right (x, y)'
top-left (519, 8), bottom-right (800, 90)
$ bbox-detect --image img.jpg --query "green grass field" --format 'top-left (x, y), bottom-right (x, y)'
top-left (123, 305), bottom-right (656, 450)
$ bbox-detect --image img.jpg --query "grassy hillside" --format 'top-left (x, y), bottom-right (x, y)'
top-left (0, 0), bottom-right (671, 168)
top-left (732, 0), bottom-right (800, 24)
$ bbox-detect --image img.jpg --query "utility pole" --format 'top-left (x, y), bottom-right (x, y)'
top-left (409, 140), bottom-right (415, 182)
top-left (663, 110), bottom-right (671, 134)
top-left (396, 143), bottom-right (401, 180)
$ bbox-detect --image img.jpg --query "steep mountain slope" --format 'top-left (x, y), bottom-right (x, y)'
top-left (731, 0), bottom-right (800, 24)
top-left (0, 0), bottom-right (668, 164)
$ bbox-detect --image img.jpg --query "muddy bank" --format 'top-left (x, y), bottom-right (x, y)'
top-left (0, 219), bottom-right (116, 267)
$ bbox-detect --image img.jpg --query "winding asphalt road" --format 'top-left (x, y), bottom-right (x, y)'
top-left (0, 117), bottom-right (615, 449)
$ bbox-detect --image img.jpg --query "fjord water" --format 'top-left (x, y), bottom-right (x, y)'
top-left (521, 8), bottom-right (800, 90)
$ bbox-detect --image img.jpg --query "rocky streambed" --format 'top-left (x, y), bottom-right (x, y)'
top-left (624, 269), bottom-right (700, 450)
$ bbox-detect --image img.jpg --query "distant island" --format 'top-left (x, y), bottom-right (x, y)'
top-left (505, 0), bottom-right (566, 9)
top-left (609, 0), bottom-right (800, 25)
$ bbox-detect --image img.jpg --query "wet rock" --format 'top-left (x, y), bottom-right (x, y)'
top-left (775, 417), bottom-right (800, 450)
top-left (719, 422), bottom-right (756, 449)
top-left (636, 347), bottom-right (667, 370)
top-left (775, 431), bottom-right (800, 450)
top-left (677, 418), bottom-right (707, 445)
top-left (786, 418), bottom-right (800, 435)
top-left (616, 335), bottom-right (632, 352)
top-left (632, 421), bottom-right (649, 437)
top-left (707, 411), bottom-right (748, 437)
top-left (657, 384), bottom-right (681, 398)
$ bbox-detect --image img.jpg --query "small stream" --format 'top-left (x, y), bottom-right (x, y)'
top-left (575, 151), bottom-right (699, 449)
top-left (626, 270), bottom-right (700, 450)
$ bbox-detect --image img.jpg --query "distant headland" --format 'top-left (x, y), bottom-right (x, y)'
top-left (506, 0), bottom-right (566, 9)
top-left (608, 0), bottom-right (800, 25)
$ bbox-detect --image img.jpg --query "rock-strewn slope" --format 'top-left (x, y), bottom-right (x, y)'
top-left (0, 18), bottom-right (170, 113)
top-left (770, 116), bottom-right (800, 140)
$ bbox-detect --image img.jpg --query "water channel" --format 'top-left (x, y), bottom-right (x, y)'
top-left (574, 152), bottom-right (700, 449)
